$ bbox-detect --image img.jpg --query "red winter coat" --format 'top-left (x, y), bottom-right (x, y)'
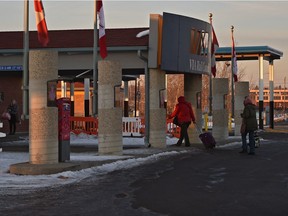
top-left (169, 96), bottom-right (196, 124)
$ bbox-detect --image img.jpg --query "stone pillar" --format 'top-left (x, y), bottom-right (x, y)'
top-left (149, 69), bottom-right (166, 148)
top-left (29, 50), bottom-right (58, 164)
top-left (212, 78), bottom-right (229, 141)
top-left (184, 74), bottom-right (202, 144)
top-left (98, 61), bottom-right (123, 155)
top-left (235, 82), bottom-right (249, 136)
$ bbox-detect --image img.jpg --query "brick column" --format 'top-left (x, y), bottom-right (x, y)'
top-left (98, 61), bottom-right (123, 155)
top-left (29, 50), bottom-right (58, 164)
top-left (149, 69), bottom-right (166, 148)
top-left (235, 82), bottom-right (249, 136)
top-left (184, 74), bottom-right (202, 144)
top-left (212, 78), bottom-right (229, 141)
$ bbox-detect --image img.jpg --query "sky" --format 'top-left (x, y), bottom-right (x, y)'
top-left (0, 132), bottom-right (242, 196)
top-left (0, 1), bottom-right (287, 86)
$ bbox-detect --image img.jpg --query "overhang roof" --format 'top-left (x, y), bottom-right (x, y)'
top-left (0, 28), bottom-right (149, 52)
top-left (216, 46), bottom-right (283, 61)
top-left (0, 29), bottom-right (283, 62)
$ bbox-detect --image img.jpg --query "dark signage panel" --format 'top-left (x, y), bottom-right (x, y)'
top-left (47, 80), bottom-right (57, 107)
top-left (161, 13), bottom-right (212, 75)
top-left (160, 13), bottom-right (180, 72)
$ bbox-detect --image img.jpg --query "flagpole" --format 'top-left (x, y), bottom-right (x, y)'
top-left (23, 0), bottom-right (29, 120)
top-left (231, 25), bottom-right (235, 118)
top-left (208, 13), bottom-right (213, 116)
top-left (93, 0), bottom-right (98, 117)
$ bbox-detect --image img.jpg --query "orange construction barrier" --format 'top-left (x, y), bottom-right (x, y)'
top-left (70, 116), bottom-right (98, 135)
top-left (166, 118), bottom-right (181, 138)
top-left (69, 116), bottom-right (180, 138)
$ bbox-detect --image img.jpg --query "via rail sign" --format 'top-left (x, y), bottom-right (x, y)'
top-left (161, 13), bottom-right (212, 75)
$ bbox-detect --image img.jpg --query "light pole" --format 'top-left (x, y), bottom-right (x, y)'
top-left (208, 13), bottom-right (213, 116)
top-left (231, 25), bottom-right (235, 118)
top-left (284, 76), bottom-right (286, 113)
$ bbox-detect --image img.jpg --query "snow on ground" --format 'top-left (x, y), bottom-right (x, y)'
top-left (0, 133), bottom-right (246, 195)
top-left (0, 150), bottom-right (192, 195)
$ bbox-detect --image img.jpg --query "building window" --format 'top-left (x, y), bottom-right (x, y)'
top-left (190, 29), bottom-right (208, 56)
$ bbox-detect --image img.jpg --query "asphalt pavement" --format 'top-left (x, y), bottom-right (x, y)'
top-left (1, 122), bottom-right (288, 215)
top-left (0, 123), bottom-right (287, 175)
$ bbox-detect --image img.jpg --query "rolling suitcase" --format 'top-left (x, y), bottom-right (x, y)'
top-left (195, 125), bottom-right (216, 149)
top-left (254, 131), bottom-right (260, 148)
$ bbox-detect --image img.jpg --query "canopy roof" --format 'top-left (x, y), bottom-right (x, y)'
top-left (216, 46), bottom-right (283, 61)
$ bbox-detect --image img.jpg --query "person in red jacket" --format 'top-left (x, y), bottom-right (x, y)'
top-left (168, 96), bottom-right (196, 146)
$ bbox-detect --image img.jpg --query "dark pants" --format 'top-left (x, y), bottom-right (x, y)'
top-left (9, 114), bottom-right (16, 134)
top-left (241, 130), bottom-right (255, 153)
top-left (177, 122), bottom-right (191, 146)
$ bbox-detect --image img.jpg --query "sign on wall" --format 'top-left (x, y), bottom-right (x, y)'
top-left (161, 13), bottom-right (212, 75)
top-left (47, 80), bottom-right (57, 107)
top-left (0, 65), bottom-right (22, 71)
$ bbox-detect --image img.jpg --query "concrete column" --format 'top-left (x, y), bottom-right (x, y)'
top-left (84, 78), bottom-right (90, 117)
top-left (29, 50), bottom-right (58, 164)
top-left (234, 81), bottom-right (249, 136)
top-left (269, 60), bottom-right (274, 129)
top-left (149, 69), bottom-right (166, 148)
top-left (98, 61), bottom-right (123, 155)
top-left (184, 74), bottom-right (202, 144)
top-left (61, 80), bottom-right (67, 97)
top-left (259, 55), bottom-right (264, 129)
top-left (212, 78), bottom-right (229, 141)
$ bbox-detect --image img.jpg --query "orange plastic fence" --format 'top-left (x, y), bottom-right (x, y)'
top-left (166, 118), bottom-right (181, 138)
top-left (69, 116), bottom-right (180, 138)
top-left (70, 116), bottom-right (98, 135)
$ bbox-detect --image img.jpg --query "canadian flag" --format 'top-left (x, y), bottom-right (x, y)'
top-left (97, 0), bottom-right (107, 59)
top-left (211, 26), bottom-right (219, 77)
top-left (34, 0), bottom-right (49, 46)
top-left (232, 32), bottom-right (238, 82)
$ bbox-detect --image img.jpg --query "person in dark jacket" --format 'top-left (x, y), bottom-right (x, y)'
top-left (169, 96), bottom-right (196, 147)
top-left (7, 99), bottom-right (18, 135)
top-left (240, 96), bottom-right (258, 155)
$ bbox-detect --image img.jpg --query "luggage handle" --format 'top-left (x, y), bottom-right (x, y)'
top-left (193, 123), bottom-right (202, 135)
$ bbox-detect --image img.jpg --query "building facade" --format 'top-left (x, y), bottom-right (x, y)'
top-left (250, 88), bottom-right (288, 110)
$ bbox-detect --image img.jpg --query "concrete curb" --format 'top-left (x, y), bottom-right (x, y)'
top-left (9, 159), bottom-right (119, 175)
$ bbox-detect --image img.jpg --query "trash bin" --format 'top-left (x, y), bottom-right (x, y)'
top-left (57, 97), bottom-right (71, 162)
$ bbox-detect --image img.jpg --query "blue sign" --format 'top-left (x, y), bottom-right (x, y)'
top-left (0, 65), bottom-right (23, 71)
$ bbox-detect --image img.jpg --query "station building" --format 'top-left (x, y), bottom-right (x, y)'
top-left (0, 13), bottom-right (283, 139)
top-left (0, 28), bottom-right (149, 134)
top-left (0, 12), bottom-right (285, 169)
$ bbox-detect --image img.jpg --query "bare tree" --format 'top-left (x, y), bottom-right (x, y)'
top-left (201, 61), bottom-right (247, 113)
top-left (202, 74), bottom-right (210, 112)
top-left (167, 74), bottom-right (184, 114)
top-left (215, 61), bottom-right (246, 81)
top-left (132, 61), bottom-right (247, 117)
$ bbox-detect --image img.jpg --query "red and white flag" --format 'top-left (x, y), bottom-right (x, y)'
top-left (97, 0), bottom-right (107, 59)
top-left (231, 32), bottom-right (238, 82)
top-left (34, 0), bottom-right (49, 47)
top-left (211, 26), bottom-right (219, 77)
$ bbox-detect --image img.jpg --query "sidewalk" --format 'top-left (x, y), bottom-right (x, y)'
top-left (1, 123), bottom-right (288, 195)
top-left (0, 132), bottom-right (192, 176)
top-left (2, 123), bottom-right (287, 176)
